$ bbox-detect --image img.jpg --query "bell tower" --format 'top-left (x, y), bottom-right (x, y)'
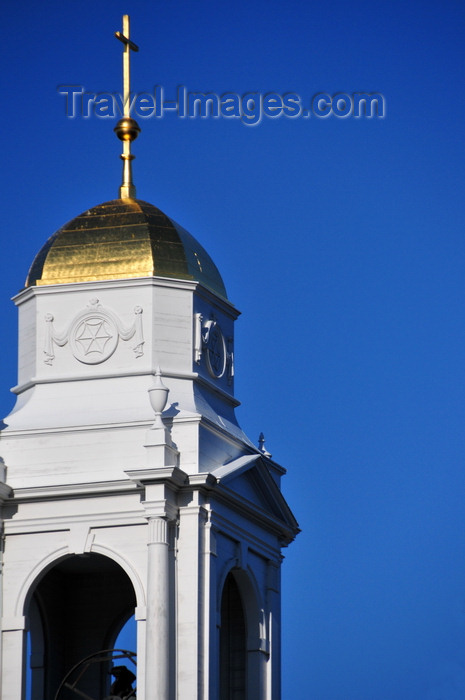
top-left (0, 16), bottom-right (299, 700)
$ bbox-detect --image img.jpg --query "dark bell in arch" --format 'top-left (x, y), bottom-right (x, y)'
top-left (108, 665), bottom-right (136, 697)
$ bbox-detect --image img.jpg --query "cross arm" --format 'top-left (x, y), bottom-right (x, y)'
top-left (115, 31), bottom-right (139, 52)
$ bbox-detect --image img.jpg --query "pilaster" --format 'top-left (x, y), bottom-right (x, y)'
top-left (0, 617), bottom-right (27, 700)
top-left (145, 516), bottom-right (170, 700)
top-left (125, 466), bottom-right (187, 700)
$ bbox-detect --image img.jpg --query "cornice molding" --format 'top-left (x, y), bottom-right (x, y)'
top-left (10, 478), bottom-right (140, 502)
top-left (14, 276), bottom-right (239, 317)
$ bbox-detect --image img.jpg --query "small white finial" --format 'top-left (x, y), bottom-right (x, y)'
top-left (148, 367), bottom-right (169, 428)
top-left (258, 432), bottom-right (272, 458)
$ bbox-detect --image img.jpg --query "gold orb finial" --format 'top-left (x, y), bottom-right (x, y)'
top-left (114, 116), bottom-right (141, 143)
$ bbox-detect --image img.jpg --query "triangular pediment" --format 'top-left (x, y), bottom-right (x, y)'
top-left (225, 469), bottom-right (272, 511)
top-left (211, 455), bottom-right (299, 540)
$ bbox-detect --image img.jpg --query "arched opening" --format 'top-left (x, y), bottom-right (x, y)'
top-left (219, 572), bottom-right (247, 700)
top-left (26, 553), bottom-right (137, 700)
top-left (115, 614), bottom-right (137, 652)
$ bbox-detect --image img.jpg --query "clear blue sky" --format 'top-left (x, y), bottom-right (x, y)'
top-left (3, 1), bottom-right (465, 698)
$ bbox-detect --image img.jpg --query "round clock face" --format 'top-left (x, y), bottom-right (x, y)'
top-left (205, 323), bottom-right (226, 379)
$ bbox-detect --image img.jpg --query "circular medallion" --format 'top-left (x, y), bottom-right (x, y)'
top-left (70, 313), bottom-right (118, 364)
top-left (205, 323), bottom-right (226, 379)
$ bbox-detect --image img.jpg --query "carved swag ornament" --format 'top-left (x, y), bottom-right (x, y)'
top-left (43, 298), bottom-right (144, 365)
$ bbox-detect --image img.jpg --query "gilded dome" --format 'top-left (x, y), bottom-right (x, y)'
top-left (26, 199), bottom-right (227, 298)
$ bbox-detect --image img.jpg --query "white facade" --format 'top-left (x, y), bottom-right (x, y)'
top-left (0, 269), bottom-right (298, 699)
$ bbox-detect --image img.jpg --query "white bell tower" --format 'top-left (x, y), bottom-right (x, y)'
top-left (0, 16), bottom-right (299, 700)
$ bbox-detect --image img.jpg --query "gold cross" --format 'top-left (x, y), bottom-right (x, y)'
top-left (115, 15), bottom-right (139, 118)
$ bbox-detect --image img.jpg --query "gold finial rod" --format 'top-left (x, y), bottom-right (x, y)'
top-left (114, 14), bottom-right (141, 199)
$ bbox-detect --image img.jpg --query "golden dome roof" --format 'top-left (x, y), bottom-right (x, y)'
top-left (26, 199), bottom-right (227, 298)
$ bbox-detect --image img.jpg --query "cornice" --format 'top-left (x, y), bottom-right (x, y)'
top-left (13, 276), bottom-right (240, 317)
top-left (11, 370), bottom-right (239, 408)
top-left (10, 478), bottom-right (141, 502)
top-left (4, 510), bottom-right (146, 535)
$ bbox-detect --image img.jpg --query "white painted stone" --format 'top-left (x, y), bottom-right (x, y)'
top-left (0, 254), bottom-right (298, 700)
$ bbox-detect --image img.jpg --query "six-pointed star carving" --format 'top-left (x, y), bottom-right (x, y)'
top-left (75, 319), bottom-right (113, 355)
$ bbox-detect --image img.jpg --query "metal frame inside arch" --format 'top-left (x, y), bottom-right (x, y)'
top-left (53, 648), bottom-right (137, 700)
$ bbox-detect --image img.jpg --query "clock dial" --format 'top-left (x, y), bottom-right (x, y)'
top-left (206, 323), bottom-right (226, 379)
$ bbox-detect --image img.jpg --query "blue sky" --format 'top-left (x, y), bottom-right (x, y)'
top-left (3, 1), bottom-right (465, 698)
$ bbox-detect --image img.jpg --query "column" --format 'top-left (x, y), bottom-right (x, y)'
top-left (145, 516), bottom-right (169, 700)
